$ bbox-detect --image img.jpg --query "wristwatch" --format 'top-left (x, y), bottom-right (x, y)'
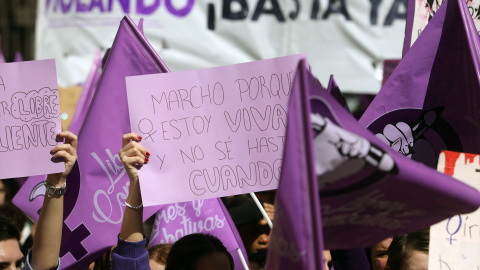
top-left (43, 181), bottom-right (67, 197)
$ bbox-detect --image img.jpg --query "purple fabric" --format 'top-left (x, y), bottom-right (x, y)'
top-left (330, 249), bottom-right (370, 270)
top-left (326, 75), bottom-right (348, 110)
top-left (359, 0), bottom-right (480, 169)
top-left (403, 0), bottom-right (416, 56)
top-left (266, 59), bottom-right (325, 269)
top-left (287, 58), bottom-right (480, 250)
top-left (14, 51), bottom-right (23, 62)
top-left (111, 236), bottom-right (149, 270)
top-left (12, 49), bottom-right (103, 222)
top-left (53, 16), bottom-right (168, 269)
top-left (148, 198), bottom-right (249, 270)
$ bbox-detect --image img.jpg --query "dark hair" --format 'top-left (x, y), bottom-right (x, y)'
top-left (386, 228), bottom-right (429, 270)
top-left (0, 178), bottom-right (20, 204)
top-left (149, 243), bottom-right (173, 266)
top-left (165, 233), bottom-right (234, 270)
top-left (0, 214), bottom-right (20, 242)
top-left (0, 203), bottom-right (26, 234)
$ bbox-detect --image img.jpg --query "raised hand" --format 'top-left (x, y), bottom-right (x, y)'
top-left (119, 133), bottom-right (150, 182)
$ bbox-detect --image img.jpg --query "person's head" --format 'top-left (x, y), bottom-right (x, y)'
top-left (386, 228), bottom-right (429, 270)
top-left (369, 237), bottom-right (393, 270)
top-left (225, 195), bottom-right (271, 257)
top-left (165, 233), bottom-right (233, 270)
top-left (0, 215), bottom-right (23, 270)
top-left (148, 244), bottom-right (172, 270)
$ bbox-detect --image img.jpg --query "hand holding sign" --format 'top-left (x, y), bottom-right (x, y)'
top-left (119, 133), bottom-right (149, 182)
top-left (46, 131), bottom-right (78, 186)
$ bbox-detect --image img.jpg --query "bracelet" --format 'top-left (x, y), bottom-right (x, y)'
top-left (43, 181), bottom-right (66, 197)
top-left (125, 201), bottom-right (143, 209)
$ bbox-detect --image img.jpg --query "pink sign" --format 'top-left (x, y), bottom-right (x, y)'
top-left (126, 55), bottom-right (304, 206)
top-left (0, 60), bottom-right (64, 179)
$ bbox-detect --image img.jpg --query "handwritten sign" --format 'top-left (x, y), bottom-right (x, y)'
top-left (0, 60), bottom-right (64, 179)
top-left (428, 151), bottom-right (480, 270)
top-left (126, 55), bottom-right (304, 206)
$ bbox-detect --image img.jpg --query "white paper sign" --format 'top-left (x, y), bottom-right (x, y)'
top-left (429, 151), bottom-right (480, 270)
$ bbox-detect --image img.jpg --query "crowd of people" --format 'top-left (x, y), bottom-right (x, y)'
top-left (0, 131), bottom-right (432, 270)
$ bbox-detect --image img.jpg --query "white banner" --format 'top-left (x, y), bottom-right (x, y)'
top-left (35, 0), bottom-right (407, 93)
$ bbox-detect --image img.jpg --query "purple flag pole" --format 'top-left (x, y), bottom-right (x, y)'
top-left (55, 15), bottom-right (169, 269)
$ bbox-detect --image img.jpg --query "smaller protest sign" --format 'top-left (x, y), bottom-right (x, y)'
top-left (0, 59), bottom-right (64, 179)
top-left (428, 151), bottom-right (480, 270)
top-left (148, 198), bottom-right (249, 270)
top-left (126, 55), bottom-right (304, 206)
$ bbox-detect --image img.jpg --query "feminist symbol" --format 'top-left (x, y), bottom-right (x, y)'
top-left (138, 118), bottom-right (157, 142)
top-left (446, 215), bottom-right (462, 245)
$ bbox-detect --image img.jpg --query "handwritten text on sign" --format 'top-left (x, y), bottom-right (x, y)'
top-left (0, 60), bottom-right (63, 179)
top-left (429, 151), bottom-right (480, 270)
top-left (126, 55), bottom-right (304, 206)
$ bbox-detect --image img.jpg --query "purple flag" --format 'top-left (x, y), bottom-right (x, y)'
top-left (326, 75), bottom-right (347, 110)
top-left (266, 59), bottom-right (325, 270)
top-left (359, 0), bottom-right (480, 169)
top-left (70, 49), bottom-right (102, 135)
top-left (292, 60), bottom-right (480, 249)
top-left (12, 49), bottom-right (104, 222)
top-left (148, 198), bottom-right (249, 270)
top-left (14, 51), bottom-right (23, 62)
top-left (56, 15), bottom-right (169, 269)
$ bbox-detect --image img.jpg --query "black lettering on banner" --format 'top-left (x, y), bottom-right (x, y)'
top-left (323, 0), bottom-right (351, 20)
top-left (311, 0), bottom-right (321, 19)
top-left (252, 0), bottom-right (286, 22)
top-left (208, 3), bottom-right (216, 30)
top-left (384, 0), bottom-right (407, 26)
top-left (222, 0), bottom-right (249, 20)
top-left (369, 0), bottom-right (382, 25)
top-left (289, 0), bottom-right (300, 20)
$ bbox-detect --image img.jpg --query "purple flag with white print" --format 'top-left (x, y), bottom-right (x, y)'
top-left (148, 198), bottom-right (249, 270)
top-left (291, 60), bottom-right (480, 249)
top-left (47, 16), bottom-right (168, 269)
top-left (266, 59), bottom-right (325, 270)
top-left (360, 0), bottom-right (480, 169)
top-left (13, 49), bottom-right (104, 222)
